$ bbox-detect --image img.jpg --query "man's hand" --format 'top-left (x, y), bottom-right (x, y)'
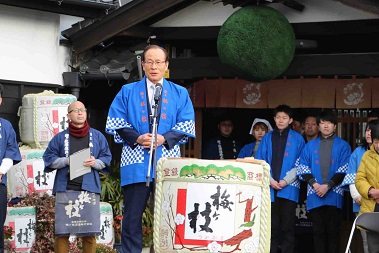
top-left (137, 133), bottom-right (153, 148)
top-left (84, 156), bottom-right (96, 167)
top-left (270, 180), bottom-right (282, 190)
top-left (278, 180), bottom-right (288, 188)
top-left (137, 133), bottom-right (166, 149)
top-left (0, 173), bottom-right (3, 182)
top-left (314, 183), bottom-right (329, 197)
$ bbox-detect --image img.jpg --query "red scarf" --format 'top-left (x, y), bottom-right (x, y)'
top-left (69, 120), bottom-right (89, 137)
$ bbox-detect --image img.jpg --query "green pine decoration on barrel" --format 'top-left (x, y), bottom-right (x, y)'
top-left (217, 6), bottom-right (296, 82)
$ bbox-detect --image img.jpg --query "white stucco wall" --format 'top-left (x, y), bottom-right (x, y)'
top-left (152, 0), bottom-right (378, 27)
top-left (0, 5), bottom-right (75, 85)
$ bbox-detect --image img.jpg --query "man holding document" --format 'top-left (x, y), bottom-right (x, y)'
top-left (43, 101), bottom-right (112, 253)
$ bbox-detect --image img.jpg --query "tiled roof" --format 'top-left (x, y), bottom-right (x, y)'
top-left (79, 49), bottom-right (137, 75)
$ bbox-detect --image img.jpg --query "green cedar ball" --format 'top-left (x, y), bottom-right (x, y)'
top-left (217, 6), bottom-right (295, 82)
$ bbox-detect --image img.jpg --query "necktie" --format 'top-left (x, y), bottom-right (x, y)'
top-left (149, 84), bottom-right (155, 110)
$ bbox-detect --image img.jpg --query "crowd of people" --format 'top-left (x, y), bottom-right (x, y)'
top-left (1, 45), bottom-right (379, 253)
top-left (202, 104), bottom-right (379, 253)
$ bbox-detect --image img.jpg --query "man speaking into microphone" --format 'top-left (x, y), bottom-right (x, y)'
top-left (106, 45), bottom-right (195, 253)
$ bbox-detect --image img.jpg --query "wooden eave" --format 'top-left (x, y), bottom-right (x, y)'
top-left (64, 0), bottom-right (200, 54)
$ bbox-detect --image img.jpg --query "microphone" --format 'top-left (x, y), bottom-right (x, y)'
top-left (154, 83), bottom-right (162, 102)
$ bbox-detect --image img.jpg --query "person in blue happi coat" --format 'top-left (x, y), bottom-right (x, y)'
top-left (0, 83), bottom-right (22, 253)
top-left (106, 45), bottom-right (195, 253)
top-left (43, 101), bottom-right (112, 253)
top-left (297, 109), bottom-right (351, 253)
top-left (238, 118), bottom-right (272, 158)
top-left (255, 104), bottom-right (305, 253)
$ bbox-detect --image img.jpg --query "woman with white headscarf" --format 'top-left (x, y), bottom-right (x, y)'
top-left (238, 118), bottom-right (273, 158)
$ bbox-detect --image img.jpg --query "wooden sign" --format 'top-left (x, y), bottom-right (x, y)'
top-left (153, 158), bottom-right (271, 253)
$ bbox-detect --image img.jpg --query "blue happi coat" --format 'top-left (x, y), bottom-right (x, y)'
top-left (0, 118), bottom-right (22, 185)
top-left (297, 136), bottom-right (351, 211)
top-left (341, 146), bottom-right (366, 213)
top-left (43, 129), bottom-right (112, 194)
top-left (238, 141), bottom-right (258, 158)
top-left (255, 129), bottom-right (305, 203)
top-left (106, 76), bottom-right (195, 186)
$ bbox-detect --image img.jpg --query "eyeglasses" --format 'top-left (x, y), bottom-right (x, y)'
top-left (68, 108), bottom-right (87, 113)
top-left (143, 60), bottom-right (166, 67)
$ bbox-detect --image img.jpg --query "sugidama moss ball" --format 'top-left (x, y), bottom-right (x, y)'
top-left (217, 6), bottom-right (295, 82)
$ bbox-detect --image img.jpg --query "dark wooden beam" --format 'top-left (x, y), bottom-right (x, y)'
top-left (167, 53), bottom-right (379, 80)
top-left (69, 0), bottom-right (200, 54)
top-left (152, 26), bottom-right (221, 40)
top-left (292, 19), bottom-right (379, 37)
top-left (150, 19), bottom-right (379, 41)
top-left (0, 0), bottom-right (107, 18)
top-left (117, 24), bottom-right (152, 39)
top-left (149, 20), bottom-right (379, 54)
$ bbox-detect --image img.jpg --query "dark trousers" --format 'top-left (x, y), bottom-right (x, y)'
top-left (121, 182), bottom-right (153, 253)
top-left (367, 231), bottom-right (379, 253)
top-left (309, 205), bottom-right (341, 253)
top-left (0, 184), bottom-right (7, 253)
top-left (270, 197), bottom-right (297, 253)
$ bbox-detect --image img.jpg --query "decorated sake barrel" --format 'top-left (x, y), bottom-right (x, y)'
top-left (153, 157), bottom-right (271, 253)
top-left (4, 203), bottom-right (114, 252)
top-left (4, 206), bottom-right (36, 252)
top-left (97, 202), bottom-right (114, 246)
top-left (7, 145), bottom-right (55, 198)
top-left (18, 90), bottom-right (76, 149)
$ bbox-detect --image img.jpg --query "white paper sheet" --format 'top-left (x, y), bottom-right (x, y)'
top-left (69, 148), bottom-right (91, 180)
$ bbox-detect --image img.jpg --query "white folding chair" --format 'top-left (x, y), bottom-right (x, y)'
top-left (345, 212), bottom-right (379, 253)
